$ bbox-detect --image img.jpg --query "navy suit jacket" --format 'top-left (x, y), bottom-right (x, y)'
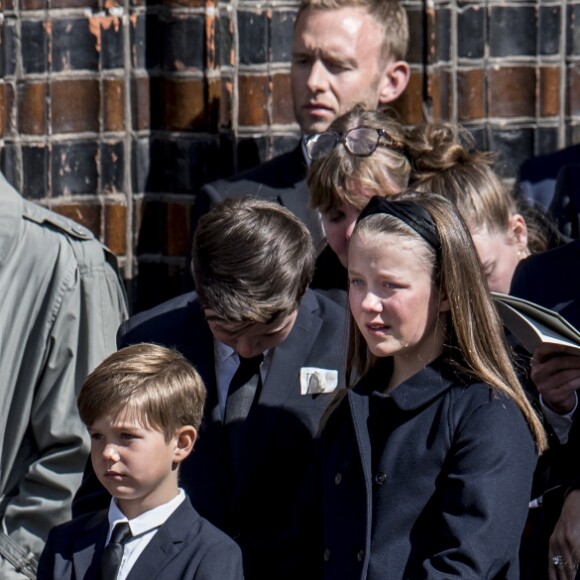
top-left (37, 499), bottom-right (244, 580)
top-left (192, 146), bottom-right (324, 248)
top-left (74, 289), bottom-right (347, 580)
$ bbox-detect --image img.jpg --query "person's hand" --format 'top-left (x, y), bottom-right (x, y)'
top-left (532, 344), bottom-right (580, 414)
top-left (548, 490), bottom-right (580, 579)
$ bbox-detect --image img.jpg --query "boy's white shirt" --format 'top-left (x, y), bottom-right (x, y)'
top-left (106, 488), bottom-right (186, 580)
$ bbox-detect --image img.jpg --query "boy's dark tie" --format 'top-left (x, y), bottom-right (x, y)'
top-left (100, 522), bottom-right (132, 579)
top-left (224, 354), bottom-right (263, 475)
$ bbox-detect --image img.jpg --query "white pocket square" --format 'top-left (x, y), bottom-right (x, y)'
top-left (300, 367), bottom-right (339, 395)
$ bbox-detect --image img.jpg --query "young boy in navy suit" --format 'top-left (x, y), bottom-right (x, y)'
top-left (37, 343), bottom-right (244, 580)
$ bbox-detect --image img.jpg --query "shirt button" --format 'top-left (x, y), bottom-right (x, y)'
top-left (357, 549), bottom-right (365, 562)
top-left (334, 472), bottom-right (342, 485)
top-left (323, 548), bottom-right (331, 562)
top-left (374, 472), bottom-right (387, 485)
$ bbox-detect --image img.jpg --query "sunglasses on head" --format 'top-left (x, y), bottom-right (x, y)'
top-left (304, 127), bottom-right (403, 161)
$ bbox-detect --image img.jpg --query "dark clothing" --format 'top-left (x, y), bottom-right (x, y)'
top-left (37, 499), bottom-right (244, 580)
top-left (193, 146), bottom-right (324, 248)
top-left (74, 289), bottom-right (347, 580)
top-left (300, 357), bottom-right (537, 579)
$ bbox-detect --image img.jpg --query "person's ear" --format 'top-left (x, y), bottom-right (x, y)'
top-left (378, 60), bottom-right (411, 105)
top-left (438, 291), bottom-right (451, 314)
top-left (173, 426), bottom-right (197, 464)
top-left (508, 214), bottom-right (529, 250)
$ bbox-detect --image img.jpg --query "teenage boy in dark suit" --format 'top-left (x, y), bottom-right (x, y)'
top-left (74, 197), bottom-right (348, 580)
top-left (39, 344), bottom-right (244, 580)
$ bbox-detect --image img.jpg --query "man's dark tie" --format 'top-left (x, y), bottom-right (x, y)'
top-left (224, 354), bottom-right (263, 475)
top-left (100, 521), bottom-right (132, 579)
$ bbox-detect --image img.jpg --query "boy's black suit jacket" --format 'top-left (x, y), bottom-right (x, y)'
top-left (38, 499), bottom-right (244, 580)
top-left (74, 289), bottom-right (347, 580)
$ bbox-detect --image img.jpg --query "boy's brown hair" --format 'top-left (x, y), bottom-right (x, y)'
top-left (77, 343), bottom-right (206, 440)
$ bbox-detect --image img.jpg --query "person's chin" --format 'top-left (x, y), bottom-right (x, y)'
top-left (298, 110), bottom-right (336, 134)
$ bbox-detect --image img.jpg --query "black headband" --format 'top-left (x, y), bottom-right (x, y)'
top-left (357, 196), bottom-right (441, 254)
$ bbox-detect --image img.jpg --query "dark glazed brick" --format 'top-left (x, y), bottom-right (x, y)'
top-left (18, 81), bottom-right (48, 135)
top-left (458, 7), bottom-right (485, 59)
top-left (166, 202), bottom-right (191, 256)
top-left (435, 9), bottom-right (451, 62)
top-left (539, 6), bottom-right (560, 56)
top-left (53, 203), bottom-right (101, 236)
top-left (130, 13), bottom-right (147, 69)
top-left (489, 7), bottom-right (536, 57)
top-left (540, 67), bottom-right (560, 117)
top-left (103, 78), bottom-right (125, 132)
top-left (0, 83), bottom-right (7, 138)
top-left (1, 19), bottom-right (17, 77)
top-left (101, 141), bottom-right (125, 193)
top-left (405, 7), bottom-right (424, 65)
top-left (567, 5), bottom-right (580, 56)
top-left (131, 138), bottom-right (150, 194)
top-left (238, 75), bottom-right (269, 126)
top-left (0, 144), bottom-right (19, 188)
top-left (488, 67), bottom-right (535, 118)
top-left (489, 127), bottom-right (534, 179)
top-left (52, 80), bottom-right (100, 133)
top-left (100, 17), bottom-right (124, 69)
top-left (22, 145), bottom-right (49, 198)
top-left (51, 141), bottom-right (99, 196)
top-left (272, 73), bottom-right (295, 125)
top-left (50, 0), bottom-right (98, 9)
top-left (457, 69), bottom-right (485, 121)
top-left (146, 138), bottom-right (222, 193)
top-left (105, 202), bottom-right (127, 256)
top-left (161, 15), bottom-right (205, 71)
top-left (21, 21), bottom-right (48, 73)
top-left (238, 10), bottom-right (268, 65)
top-left (144, 14), bottom-right (162, 70)
top-left (568, 64), bottom-right (580, 116)
top-left (52, 19), bottom-right (98, 72)
top-left (534, 127), bottom-right (559, 156)
top-left (218, 12), bottom-right (234, 67)
top-left (272, 10), bottom-right (295, 62)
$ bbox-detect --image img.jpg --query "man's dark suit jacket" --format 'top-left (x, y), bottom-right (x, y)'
top-left (192, 146), bottom-right (324, 248)
top-left (74, 288), bottom-right (347, 580)
top-left (519, 143), bottom-right (580, 211)
top-left (37, 499), bottom-right (244, 580)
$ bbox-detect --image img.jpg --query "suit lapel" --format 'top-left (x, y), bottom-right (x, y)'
top-left (72, 512), bottom-right (109, 580)
top-left (230, 293), bottom-right (323, 505)
top-left (126, 501), bottom-right (196, 580)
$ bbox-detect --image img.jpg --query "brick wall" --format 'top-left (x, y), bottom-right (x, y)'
top-left (1, 0), bottom-right (579, 312)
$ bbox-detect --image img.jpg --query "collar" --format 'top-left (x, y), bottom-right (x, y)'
top-left (213, 339), bottom-right (271, 366)
top-left (107, 489), bottom-right (186, 540)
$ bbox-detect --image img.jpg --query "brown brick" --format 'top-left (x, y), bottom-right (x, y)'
top-left (21, 0), bottom-right (47, 9)
top-left (457, 69), bottom-right (485, 121)
top-left (18, 81), bottom-right (47, 135)
top-left (132, 76), bottom-right (150, 130)
top-left (103, 78), bottom-right (125, 132)
top-left (52, 202), bottom-right (102, 237)
top-left (105, 202), bottom-right (127, 256)
top-left (238, 74), bottom-right (269, 127)
top-left (206, 78), bottom-right (221, 132)
top-left (430, 69), bottom-right (452, 121)
top-left (165, 203), bottom-right (191, 257)
top-left (51, 79), bottom-right (100, 133)
top-left (568, 63), bottom-right (580, 117)
top-left (272, 73), bottom-right (294, 125)
top-left (160, 0), bottom-right (211, 7)
top-left (488, 66), bottom-right (535, 118)
top-left (161, 78), bottom-right (206, 131)
top-left (539, 67), bottom-right (560, 117)
top-left (390, 71), bottom-right (424, 125)
top-left (219, 77), bottom-right (233, 128)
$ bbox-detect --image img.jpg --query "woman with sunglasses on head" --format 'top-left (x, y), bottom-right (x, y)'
top-left (305, 105), bottom-right (411, 297)
top-left (297, 192), bottom-right (545, 580)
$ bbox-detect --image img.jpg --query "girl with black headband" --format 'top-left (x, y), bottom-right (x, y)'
top-left (294, 191), bottom-right (546, 579)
